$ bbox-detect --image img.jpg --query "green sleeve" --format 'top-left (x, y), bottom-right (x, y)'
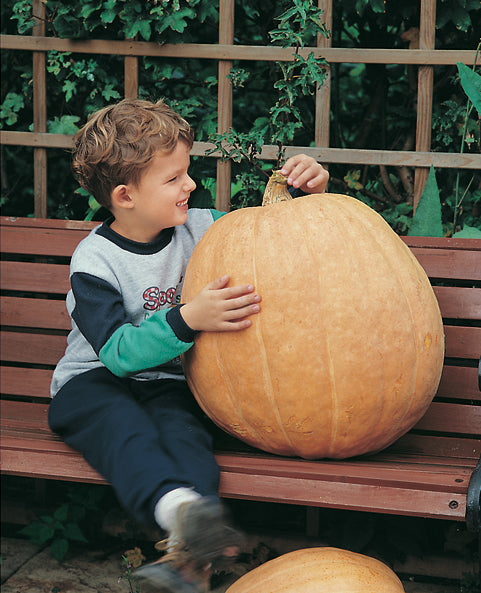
top-left (210, 208), bottom-right (227, 221)
top-left (99, 308), bottom-right (193, 377)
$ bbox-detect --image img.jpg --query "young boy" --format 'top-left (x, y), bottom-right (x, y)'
top-left (48, 98), bottom-right (328, 592)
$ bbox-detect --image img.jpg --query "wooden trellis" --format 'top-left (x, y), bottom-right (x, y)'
top-left (0, 0), bottom-right (480, 217)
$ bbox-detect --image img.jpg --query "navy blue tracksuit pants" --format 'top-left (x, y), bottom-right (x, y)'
top-left (48, 367), bottom-right (220, 528)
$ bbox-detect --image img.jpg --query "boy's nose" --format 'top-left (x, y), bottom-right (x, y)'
top-left (186, 175), bottom-right (196, 192)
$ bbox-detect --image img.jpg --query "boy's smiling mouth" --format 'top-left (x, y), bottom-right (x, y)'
top-left (176, 199), bottom-right (189, 207)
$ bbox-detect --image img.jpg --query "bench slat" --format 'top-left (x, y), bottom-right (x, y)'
top-left (409, 247), bottom-right (481, 281)
top-left (215, 451), bottom-right (476, 488)
top-left (4, 419), bottom-right (479, 463)
top-left (1, 296), bottom-right (71, 330)
top-left (1, 323), bottom-right (477, 368)
top-left (1, 216), bottom-right (96, 231)
top-left (0, 225), bottom-right (92, 257)
top-left (413, 401), bottom-right (481, 435)
top-left (217, 459), bottom-right (468, 521)
top-left (1, 290), bottom-right (479, 328)
top-left (437, 365), bottom-right (480, 401)
top-left (0, 436), bottom-right (106, 484)
top-left (0, 371), bottom-right (450, 408)
top-left (1, 400), bottom-right (52, 430)
top-left (0, 367), bottom-right (53, 399)
top-left (1, 401), bottom-right (475, 462)
top-left (402, 236), bottom-right (481, 251)
top-left (1, 219), bottom-right (480, 280)
top-left (2, 394), bottom-right (479, 450)
top-left (1, 261), bottom-right (71, 294)
top-left (1, 365), bottom-right (478, 404)
top-left (433, 286), bottom-right (481, 320)
top-left (0, 331), bottom-right (66, 365)
top-left (385, 433), bottom-right (481, 459)
top-left (1, 344), bottom-right (477, 413)
top-left (2, 285), bottom-right (478, 328)
top-left (444, 325), bottom-right (481, 359)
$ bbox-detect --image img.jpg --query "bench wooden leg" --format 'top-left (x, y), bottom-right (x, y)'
top-left (34, 478), bottom-right (47, 505)
top-left (305, 507), bottom-right (320, 538)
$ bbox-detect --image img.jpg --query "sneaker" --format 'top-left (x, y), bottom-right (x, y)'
top-left (133, 559), bottom-right (201, 593)
top-left (173, 496), bottom-right (241, 565)
top-left (134, 496), bottom-right (241, 592)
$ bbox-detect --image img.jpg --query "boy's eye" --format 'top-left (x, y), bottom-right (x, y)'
top-left (167, 176), bottom-right (177, 183)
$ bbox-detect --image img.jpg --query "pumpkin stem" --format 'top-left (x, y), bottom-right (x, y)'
top-left (262, 171), bottom-right (293, 206)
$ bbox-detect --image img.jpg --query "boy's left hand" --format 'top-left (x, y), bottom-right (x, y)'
top-left (280, 154), bottom-right (329, 194)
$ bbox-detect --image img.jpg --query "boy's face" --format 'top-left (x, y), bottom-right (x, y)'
top-left (118, 141), bottom-right (196, 242)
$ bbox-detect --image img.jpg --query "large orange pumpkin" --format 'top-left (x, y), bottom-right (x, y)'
top-left (182, 174), bottom-right (444, 459)
top-left (225, 547), bottom-right (405, 592)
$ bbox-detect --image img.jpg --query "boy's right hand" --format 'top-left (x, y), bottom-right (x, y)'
top-left (180, 276), bottom-right (261, 332)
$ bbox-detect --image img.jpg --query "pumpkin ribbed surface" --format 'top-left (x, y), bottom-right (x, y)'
top-left (225, 547), bottom-right (405, 592)
top-left (182, 193), bottom-right (444, 459)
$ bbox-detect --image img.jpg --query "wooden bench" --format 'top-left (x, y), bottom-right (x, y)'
top-left (1, 216), bottom-right (480, 539)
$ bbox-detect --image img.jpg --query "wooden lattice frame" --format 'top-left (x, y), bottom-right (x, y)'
top-left (0, 0), bottom-right (480, 216)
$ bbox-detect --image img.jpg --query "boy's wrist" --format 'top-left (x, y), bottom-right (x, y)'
top-left (166, 305), bottom-right (198, 342)
top-left (178, 301), bottom-right (201, 333)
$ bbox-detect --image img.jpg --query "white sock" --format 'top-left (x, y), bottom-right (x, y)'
top-left (154, 487), bottom-right (201, 532)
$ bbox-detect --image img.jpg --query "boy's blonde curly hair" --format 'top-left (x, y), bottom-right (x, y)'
top-left (72, 99), bottom-right (194, 209)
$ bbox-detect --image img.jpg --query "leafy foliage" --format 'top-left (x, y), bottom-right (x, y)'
top-left (408, 166), bottom-right (443, 237)
top-left (458, 61), bottom-right (481, 116)
top-left (1, 0), bottom-right (480, 233)
top-left (208, 0), bottom-right (328, 207)
top-left (19, 485), bottom-right (105, 563)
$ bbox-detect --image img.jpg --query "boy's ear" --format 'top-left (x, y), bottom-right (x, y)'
top-left (111, 184), bottom-right (134, 209)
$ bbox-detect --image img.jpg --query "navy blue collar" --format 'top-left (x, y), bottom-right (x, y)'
top-left (96, 217), bottom-right (175, 255)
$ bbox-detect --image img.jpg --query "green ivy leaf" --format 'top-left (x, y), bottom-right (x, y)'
top-left (47, 115), bottom-right (80, 134)
top-left (298, 53), bottom-right (327, 92)
top-left (154, 8), bottom-right (196, 35)
top-left (40, 515), bottom-right (55, 524)
top-left (64, 522), bottom-right (89, 543)
top-left (354, 0), bottom-right (370, 17)
top-left (62, 80), bottom-right (77, 102)
top-left (344, 170), bottom-right (363, 190)
top-left (124, 19), bottom-right (152, 41)
top-left (101, 84), bottom-right (121, 101)
top-left (53, 504), bottom-right (69, 523)
top-left (196, 2), bottom-right (218, 22)
top-left (0, 92), bottom-right (24, 125)
top-left (457, 62), bottom-right (481, 116)
top-left (53, 8), bottom-right (83, 36)
top-left (19, 521), bottom-right (55, 545)
top-left (438, 5), bottom-right (472, 31)
top-left (51, 538), bottom-right (69, 563)
top-left (453, 225), bottom-right (481, 238)
top-left (408, 165), bottom-right (443, 237)
top-left (100, 8), bottom-right (117, 25)
top-left (370, 0), bottom-right (386, 14)
top-left (11, 0), bottom-right (36, 34)
top-left (80, 3), bottom-right (103, 20)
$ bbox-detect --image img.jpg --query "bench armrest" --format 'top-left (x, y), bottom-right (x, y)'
top-left (466, 456), bottom-right (481, 533)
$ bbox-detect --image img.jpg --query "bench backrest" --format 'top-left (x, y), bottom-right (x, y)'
top-left (1, 216), bottom-right (480, 460)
